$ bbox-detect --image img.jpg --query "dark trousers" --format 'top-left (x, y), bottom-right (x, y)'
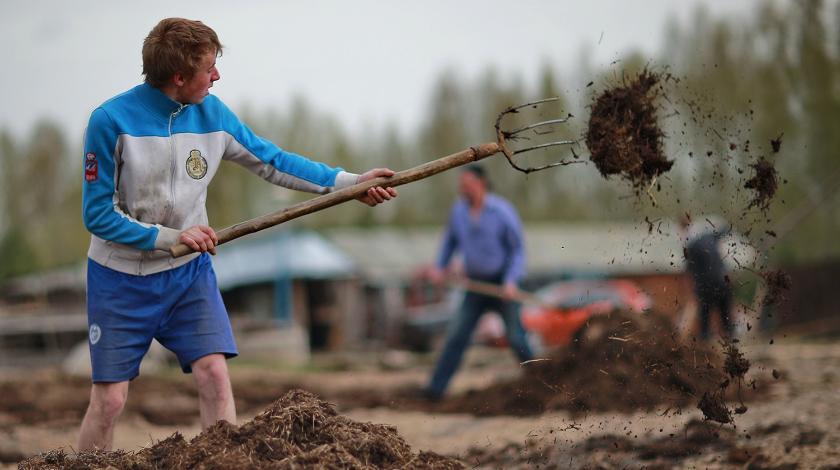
top-left (697, 284), bottom-right (733, 341)
top-left (427, 290), bottom-right (534, 397)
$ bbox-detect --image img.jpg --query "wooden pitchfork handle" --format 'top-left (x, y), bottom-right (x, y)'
top-left (170, 141), bottom-right (505, 258)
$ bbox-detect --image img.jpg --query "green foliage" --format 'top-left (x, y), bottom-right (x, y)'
top-left (0, 228), bottom-right (38, 278)
top-left (0, 121), bottom-right (88, 279)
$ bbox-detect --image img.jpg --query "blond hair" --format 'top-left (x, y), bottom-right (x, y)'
top-left (142, 18), bottom-right (223, 88)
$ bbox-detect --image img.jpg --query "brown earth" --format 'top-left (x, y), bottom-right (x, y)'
top-left (463, 416), bottom-right (828, 469)
top-left (329, 313), bottom-right (763, 422)
top-left (585, 70), bottom-right (674, 189)
top-left (3, 338), bottom-right (840, 468)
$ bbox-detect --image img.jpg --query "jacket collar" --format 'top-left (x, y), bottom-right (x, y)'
top-left (135, 83), bottom-right (188, 117)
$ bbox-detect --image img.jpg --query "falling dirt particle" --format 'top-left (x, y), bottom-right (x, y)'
top-left (765, 230), bottom-right (777, 238)
top-left (585, 70), bottom-right (673, 189)
top-left (734, 405), bottom-right (748, 414)
top-left (729, 143), bottom-right (737, 151)
top-left (771, 133), bottom-right (783, 153)
top-left (586, 81), bottom-right (594, 87)
top-left (723, 342), bottom-right (750, 381)
top-left (772, 369), bottom-right (781, 380)
top-left (706, 150), bottom-right (713, 157)
top-left (698, 391), bottom-right (732, 424)
top-left (744, 156), bottom-right (779, 211)
top-left (762, 269), bottom-right (792, 307)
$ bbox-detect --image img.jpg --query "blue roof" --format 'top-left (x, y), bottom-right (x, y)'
top-left (211, 229), bottom-right (357, 291)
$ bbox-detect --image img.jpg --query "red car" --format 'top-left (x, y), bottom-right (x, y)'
top-left (476, 279), bottom-right (651, 348)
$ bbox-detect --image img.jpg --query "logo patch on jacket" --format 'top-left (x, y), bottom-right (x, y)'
top-left (84, 152), bottom-right (98, 182)
top-left (186, 149), bottom-right (208, 179)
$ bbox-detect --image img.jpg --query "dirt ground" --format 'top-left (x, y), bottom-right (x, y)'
top-left (4, 332), bottom-right (840, 469)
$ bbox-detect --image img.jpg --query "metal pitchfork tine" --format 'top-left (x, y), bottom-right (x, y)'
top-left (495, 97), bottom-right (581, 174)
top-left (170, 98), bottom-right (581, 258)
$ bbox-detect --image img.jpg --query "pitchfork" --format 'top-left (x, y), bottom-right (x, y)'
top-left (170, 98), bottom-right (580, 257)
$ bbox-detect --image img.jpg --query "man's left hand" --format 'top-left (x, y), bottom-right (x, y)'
top-left (503, 282), bottom-right (519, 300)
top-left (357, 168), bottom-right (398, 206)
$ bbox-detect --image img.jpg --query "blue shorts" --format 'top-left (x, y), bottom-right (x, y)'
top-left (86, 253), bottom-right (237, 382)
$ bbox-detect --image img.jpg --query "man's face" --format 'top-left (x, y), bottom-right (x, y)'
top-left (175, 50), bottom-right (220, 104)
top-left (459, 171), bottom-right (485, 203)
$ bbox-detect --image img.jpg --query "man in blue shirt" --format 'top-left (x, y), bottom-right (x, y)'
top-left (424, 164), bottom-right (533, 400)
top-left (78, 18), bottom-right (397, 450)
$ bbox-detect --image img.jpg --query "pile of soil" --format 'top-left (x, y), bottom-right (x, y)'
top-left (584, 70), bottom-right (674, 188)
top-left (744, 156), bottom-right (779, 211)
top-left (464, 418), bottom-right (810, 469)
top-left (18, 389), bottom-right (464, 469)
top-left (334, 313), bottom-right (761, 419)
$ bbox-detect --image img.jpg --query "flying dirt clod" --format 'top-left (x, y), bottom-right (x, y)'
top-left (585, 70), bottom-right (674, 189)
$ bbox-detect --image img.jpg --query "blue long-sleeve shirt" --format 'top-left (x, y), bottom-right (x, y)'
top-left (436, 194), bottom-right (525, 284)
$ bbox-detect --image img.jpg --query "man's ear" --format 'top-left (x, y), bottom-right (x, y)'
top-left (172, 72), bottom-right (186, 87)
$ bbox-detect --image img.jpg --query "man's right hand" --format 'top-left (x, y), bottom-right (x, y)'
top-left (428, 267), bottom-right (446, 286)
top-left (179, 225), bottom-right (218, 255)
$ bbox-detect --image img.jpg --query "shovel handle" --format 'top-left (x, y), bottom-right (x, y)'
top-left (454, 278), bottom-right (549, 308)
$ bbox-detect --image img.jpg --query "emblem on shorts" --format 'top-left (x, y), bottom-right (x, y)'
top-left (185, 149), bottom-right (208, 179)
top-left (85, 152), bottom-right (98, 182)
top-left (89, 324), bottom-right (102, 345)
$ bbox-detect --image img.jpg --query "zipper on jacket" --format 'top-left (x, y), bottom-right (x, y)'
top-left (164, 104), bottom-right (187, 224)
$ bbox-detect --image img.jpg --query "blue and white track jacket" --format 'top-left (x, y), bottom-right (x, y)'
top-left (82, 83), bottom-right (358, 276)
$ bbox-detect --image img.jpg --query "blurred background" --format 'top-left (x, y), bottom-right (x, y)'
top-left (0, 0), bottom-right (837, 363)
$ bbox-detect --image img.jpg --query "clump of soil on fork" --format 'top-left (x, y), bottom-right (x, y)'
top-left (585, 70), bottom-right (674, 189)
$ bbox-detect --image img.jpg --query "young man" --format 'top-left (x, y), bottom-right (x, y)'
top-left (424, 164), bottom-right (533, 400)
top-left (78, 18), bottom-right (397, 450)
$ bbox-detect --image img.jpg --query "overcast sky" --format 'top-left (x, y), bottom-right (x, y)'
top-left (0, 0), bottom-right (765, 141)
